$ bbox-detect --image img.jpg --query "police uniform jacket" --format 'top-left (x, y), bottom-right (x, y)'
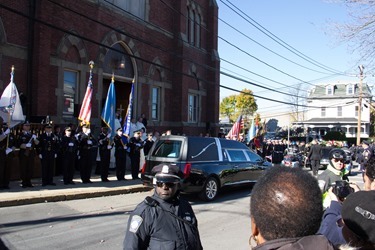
top-left (114, 135), bottom-right (127, 158)
top-left (17, 131), bottom-right (37, 156)
top-left (37, 132), bottom-right (58, 156)
top-left (60, 135), bottom-right (78, 154)
top-left (124, 193), bottom-right (203, 250)
top-left (128, 136), bottom-right (144, 156)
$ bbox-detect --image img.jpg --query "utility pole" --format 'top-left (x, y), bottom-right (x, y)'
top-left (357, 65), bottom-right (364, 146)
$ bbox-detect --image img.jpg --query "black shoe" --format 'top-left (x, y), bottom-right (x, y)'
top-left (49, 183), bottom-right (56, 186)
top-left (42, 184), bottom-right (47, 187)
top-left (22, 185), bottom-right (28, 188)
top-left (102, 179), bottom-right (110, 182)
top-left (69, 181), bottom-right (76, 185)
top-left (3, 186), bottom-right (10, 189)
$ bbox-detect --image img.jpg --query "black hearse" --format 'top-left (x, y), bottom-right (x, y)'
top-left (141, 135), bottom-right (272, 201)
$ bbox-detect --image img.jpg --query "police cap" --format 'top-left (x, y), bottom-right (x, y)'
top-left (151, 163), bottom-right (181, 183)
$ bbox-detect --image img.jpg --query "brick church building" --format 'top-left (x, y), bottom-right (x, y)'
top-left (0, 0), bottom-right (220, 136)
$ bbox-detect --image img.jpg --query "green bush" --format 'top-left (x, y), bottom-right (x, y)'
top-left (323, 131), bottom-right (347, 141)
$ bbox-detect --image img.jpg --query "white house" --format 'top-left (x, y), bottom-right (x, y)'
top-left (295, 82), bottom-right (372, 139)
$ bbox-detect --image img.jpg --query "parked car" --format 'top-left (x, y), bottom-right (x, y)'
top-left (141, 135), bottom-right (272, 201)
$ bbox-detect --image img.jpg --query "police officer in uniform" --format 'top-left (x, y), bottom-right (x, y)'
top-left (0, 117), bottom-right (15, 190)
top-left (123, 163), bottom-right (203, 250)
top-left (77, 123), bottom-right (96, 183)
top-left (113, 128), bottom-right (128, 181)
top-left (98, 126), bottom-right (112, 182)
top-left (38, 123), bottom-right (58, 186)
top-left (16, 121), bottom-right (39, 188)
top-left (128, 130), bottom-right (144, 180)
top-left (60, 127), bottom-right (78, 185)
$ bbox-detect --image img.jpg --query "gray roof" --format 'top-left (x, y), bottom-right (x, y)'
top-left (308, 83), bottom-right (372, 99)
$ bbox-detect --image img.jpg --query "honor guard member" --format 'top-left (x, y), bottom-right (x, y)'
top-left (61, 127), bottom-right (78, 185)
top-left (0, 117), bottom-right (15, 190)
top-left (143, 132), bottom-right (154, 158)
top-left (38, 123), bottom-right (58, 186)
top-left (16, 121), bottom-right (39, 188)
top-left (53, 124), bottom-right (63, 176)
top-left (77, 123), bottom-right (96, 183)
top-left (98, 126), bottom-right (112, 182)
top-left (128, 130), bottom-right (144, 180)
top-left (123, 163), bottom-right (203, 250)
top-left (113, 128), bottom-right (128, 181)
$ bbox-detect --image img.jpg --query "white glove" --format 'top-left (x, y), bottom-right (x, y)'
top-left (78, 155), bottom-right (81, 160)
top-left (4, 128), bottom-right (10, 135)
top-left (87, 140), bottom-right (92, 145)
top-left (26, 143), bottom-right (32, 148)
top-left (54, 154), bottom-right (57, 158)
top-left (32, 134), bottom-right (37, 140)
top-left (106, 134), bottom-right (111, 139)
top-left (74, 134), bottom-right (79, 139)
top-left (5, 148), bottom-right (12, 155)
top-left (123, 145), bottom-right (127, 149)
top-left (39, 154), bottom-right (42, 159)
top-left (107, 145), bottom-right (112, 150)
top-left (77, 150), bottom-right (80, 156)
top-left (136, 143), bottom-right (141, 147)
top-left (68, 142), bottom-right (74, 146)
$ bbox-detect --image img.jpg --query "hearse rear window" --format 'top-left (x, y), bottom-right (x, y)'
top-left (152, 140), bottom-right (182, 158)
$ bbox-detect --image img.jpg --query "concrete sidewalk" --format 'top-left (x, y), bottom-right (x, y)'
top-left (0, 172), bottom-right (152, 207)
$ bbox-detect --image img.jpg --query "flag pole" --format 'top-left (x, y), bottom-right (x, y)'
top-left (6, 66), bottom-right (15, 148)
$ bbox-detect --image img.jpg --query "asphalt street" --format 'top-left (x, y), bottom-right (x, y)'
top-left (0, 167), bottom-right (366, 250)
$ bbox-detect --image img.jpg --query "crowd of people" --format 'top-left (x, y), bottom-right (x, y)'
top-left (0, 114), bottom-right (162, 189)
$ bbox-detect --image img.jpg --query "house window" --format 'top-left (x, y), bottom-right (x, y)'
top-left (321, 107), bottom-right (326, 117)
top-left (326, 86), bottom-right (334, 95)
top-left (188, 94), bottom-right (198, 122)
top-left (355, 106), bottom-right (359, 116)
top-left (151, 87), bottom-right (160, 120)
top-left (347, 84), bottom-right (354, 95)
top-left (337, 106), bottom-right (342, 117)
top-left (107, 0), bottom-right (145, 19)
top-left (63, 70), bottom-right (78, 118)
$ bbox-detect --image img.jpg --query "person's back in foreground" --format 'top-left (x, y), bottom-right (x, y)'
top-left (250, 166), bottom-right (335, 250)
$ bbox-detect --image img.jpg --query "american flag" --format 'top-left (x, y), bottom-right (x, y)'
top-left (78, 63), bottom-right (94, 125)
top-left (226, 115), bottom-right (242, 140)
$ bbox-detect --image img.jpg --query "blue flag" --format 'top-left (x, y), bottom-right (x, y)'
top-left (123, 83), bottom-right (134, 137)
top-left (101, 79), bottom-right (116, 138)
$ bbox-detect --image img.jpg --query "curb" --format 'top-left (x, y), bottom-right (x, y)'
top-left (0, 185), bottom-right (152, 207)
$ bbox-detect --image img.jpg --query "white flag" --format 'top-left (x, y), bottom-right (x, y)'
top-left (0, 71), bottom-right (25, 127)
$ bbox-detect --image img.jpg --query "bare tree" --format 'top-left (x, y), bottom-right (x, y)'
top-left (286, 82), bottom-right (307, 122)
top-left (331, 1), bottom-right (375, 67)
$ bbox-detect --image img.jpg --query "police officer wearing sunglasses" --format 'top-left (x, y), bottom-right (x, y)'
top-left (123, 163), bottom-right (203, 250)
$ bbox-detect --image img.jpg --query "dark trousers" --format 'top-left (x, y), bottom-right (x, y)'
top-left (116, 155), bottom-right (127, 180)
top-left (0, 150), bottom-right (11, 188)
top-left (41, 152), bottom-right (55, 185)
top-left (79, 150), bottom-right (92, 182)
top-left (130, 153), bottom-right (140, 179)
top-left (311, 159), bottom-right (320, 176)
top-left (62, 152), bottom-right (76, 183)
top-left (100, 150), bottom-right (110, 180)
top-left (19, 150), bottom-right (34, 185)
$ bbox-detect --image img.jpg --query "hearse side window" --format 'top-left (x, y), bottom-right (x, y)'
top-left (246, 151), bottom-right (262, 162)
top-left (227, 150), bottom-right (247, 162)
top-left (152, 140), bottom-right (182, 158)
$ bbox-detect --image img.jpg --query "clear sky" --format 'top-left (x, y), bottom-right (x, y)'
top-left (217, 0), bottom-right (372, 121)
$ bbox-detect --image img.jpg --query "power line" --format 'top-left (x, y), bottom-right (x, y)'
top-left (221, 0), bottom-right (347, 75)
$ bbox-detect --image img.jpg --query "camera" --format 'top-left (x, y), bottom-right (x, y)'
top-left (332, 180), bottom-right (354, 199)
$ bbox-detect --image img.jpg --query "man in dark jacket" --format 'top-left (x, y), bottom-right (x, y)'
top-left (250, 167), bottom-right (335, 250)
top-left (123, 163), bottom-right (203, 250)
top-left (307, 139), bottom-right (322, 176)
